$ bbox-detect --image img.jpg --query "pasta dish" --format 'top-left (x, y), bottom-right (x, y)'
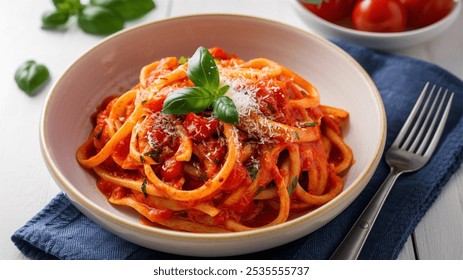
top-left (76, 47), bottom-right (353, 233)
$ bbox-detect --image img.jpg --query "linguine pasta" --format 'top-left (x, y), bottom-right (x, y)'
top-left (76, 47), bottom-right (354, 233)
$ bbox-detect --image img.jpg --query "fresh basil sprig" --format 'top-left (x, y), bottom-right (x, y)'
top-left (42, 0), bottom-right (156, 35)
top-left (14, 60), bottom-right (50, 96)
top-left (163, 47), bottom-right (239, 125)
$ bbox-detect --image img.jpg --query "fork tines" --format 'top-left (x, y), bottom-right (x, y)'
top-left (393, 82), bottom-right (454, 157)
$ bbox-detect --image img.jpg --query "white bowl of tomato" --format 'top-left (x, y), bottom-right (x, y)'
top-left (293, 0), bottom-right (461, 50)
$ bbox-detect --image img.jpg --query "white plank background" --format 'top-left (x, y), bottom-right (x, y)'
top-left (0, 0), bottom-right (461, 260)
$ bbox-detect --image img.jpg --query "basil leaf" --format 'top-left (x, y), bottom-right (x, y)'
top-left (53, 0), bottom-right (82, 14)
top-left (217, 85), bottom-right (230, 97)
top-left (77, 5), bottom-right (124, 35)
top-left (14, 60), bottom-right (50, 96)
top-left (162, 47), bottom-right (238, 125)
top-left (90, 0), bottom-right (155, 20)
top-left (162, 87), bottom-right (214, 115)
top-left (187, 46), bottom-right (220, 92)
top-left (42, 10), bottom-right (70, 29)
top-left (212, 96), bottom-right (239, 124)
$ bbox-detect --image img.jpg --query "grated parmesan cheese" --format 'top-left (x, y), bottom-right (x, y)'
top-left (220, 75), bottom-right (288, 144)
top-left (147, 112), bottom-right (178, 149)
top-left (221, 77), bottom-right (260, 118)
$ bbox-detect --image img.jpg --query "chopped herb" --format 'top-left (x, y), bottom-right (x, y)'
top-left (300, 121), bottom-right (317, 127)
top-left (266, 102), bottom-right (276, 113)
top-left (144, 150), bottom-right (161, 162)
top-left (288, 176), bottom-right (298, 196)
top-left (141, 179), bottom-right (148, 197)
top-left (294, 131), bottom-right (300, 140)
top-left (94, 129), bottom-right (102, 139)
top-left (139, 155), bottom-right (145, 163)
top-left (247, 165), bottom-right (258, 180)
top-left (178, 56), bottom-right (188, 65)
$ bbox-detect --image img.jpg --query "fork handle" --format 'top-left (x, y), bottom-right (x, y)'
top-left (330, 168), bottom-right (402, 260)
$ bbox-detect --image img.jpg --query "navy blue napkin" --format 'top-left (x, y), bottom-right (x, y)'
top-left (12, 41), bottom-right (463, 260)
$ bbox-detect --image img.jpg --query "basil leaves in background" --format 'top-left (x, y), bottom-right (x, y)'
top-left (163, 47), bottom-right (239, 125)
top-left (15, 61), bottom-right (50, 96)
top-left (78, 5), bottom-right (124, 35)
top-left (52, 0), bottom-right (82, 14)
top-left (17, 0), bottom-right (156, 96)
top-left (42, 10), bottom-right (70, 29)
top-left (91, 0), bottom-right (156, 21)
top-left (299, 0), bottom-right (324, 4)
top-left (42, 0), bottom-right (156, 35)
top-left (17, 1), bottom-right (155, 95)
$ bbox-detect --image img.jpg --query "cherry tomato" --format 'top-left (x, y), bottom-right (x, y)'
top-left (161, 157), bottom-right (184, 182)
top-left (400, 0), bottom-right (454, 28)
top-left (209, 47), bottom-right (229, 60)
top-left (301, 0), bottom-right (356, 22)
top-left (183, 113), bottom-right (219, 141)
top-left (352, 0), bottom-right (407, 32)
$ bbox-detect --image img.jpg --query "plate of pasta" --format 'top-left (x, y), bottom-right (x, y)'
top-left (40, 14), bottom-right (386, 257)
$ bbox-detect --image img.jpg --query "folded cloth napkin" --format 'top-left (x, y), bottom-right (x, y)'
top-left (12, 41), bottom-right (463, 260)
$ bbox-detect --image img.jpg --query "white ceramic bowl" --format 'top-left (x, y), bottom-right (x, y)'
top-left (293, 0), bottom-right (461, 50)
top-left (40, 14), bottom-right (386, 257)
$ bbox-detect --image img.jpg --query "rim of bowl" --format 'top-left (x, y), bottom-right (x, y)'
top-left (293, 0), bottom-right (462, 38)
top-left (40, 14), bottom-right (387, 243)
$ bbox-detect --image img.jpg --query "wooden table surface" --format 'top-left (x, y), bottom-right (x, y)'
top-left (0, 0), bottom-right (461, 260)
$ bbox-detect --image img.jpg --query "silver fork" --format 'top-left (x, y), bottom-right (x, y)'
top-left (330, 82), bottom-right (454, 260)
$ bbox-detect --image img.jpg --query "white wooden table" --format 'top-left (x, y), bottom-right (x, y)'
top-left (0, 0), bottom-right (461, 260)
